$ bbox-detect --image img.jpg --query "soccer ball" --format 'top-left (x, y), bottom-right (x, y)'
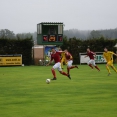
top-left (46, 79), bottom-right (51, 84)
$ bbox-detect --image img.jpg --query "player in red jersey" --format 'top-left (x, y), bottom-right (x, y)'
top-left (46, 48), bottom-right (71, 80)
top-left (84, 48), bottom-right (100, 71)
top-left (64, 49), bottom-right (78, 76)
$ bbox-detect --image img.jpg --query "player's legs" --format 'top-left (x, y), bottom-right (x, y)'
top-left (58, 63), bottom-right (71, 79)
top-left (94, 66), bottom-right (100, 71)
top-left (67, 60), bottom-right (78, 75)
top-left (51, 64), bottom-right (58, 80)
top-left (59, 70), bottom-right (70, 78)
top-left (67, 60), bottom-right (73, 74)
top-left (51, 68), bottom-right (56, 79)
top-left (106, 61), bottom-right (112, 75)
top-left (92, 60), bottom-right (100, 71)
top-left (110, 61), bottom-right (117, 73)
top-left (52, 62), bottom-right (62, 80)
top-left (64, 58), bottom-right (67, 64)
top-left (111, 65), bottom-right (117, 72)
top-left (61, 58), bottom-right (64, 69)
top-left (57, 63), bottom-right (68, 76)
top-left (87, 60), bottom-right (93, 69)
top-left (106, 64), bottom-right (111, 74)
top-left (61, 58), bottom-right (67, 69)
top-left (52, 62), bottom-right (70, 80)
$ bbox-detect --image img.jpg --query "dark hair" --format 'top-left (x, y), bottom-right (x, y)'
top-left (59, 48), bottom-right (62, 50)
top-left (87, 48), bottom-right (90, 50)
top-left (104, 47), bottom-right (108, 49)
top-left (51, 48), bottom-right (55, 50)
top-left (64, 49), bottom-right (68, 51)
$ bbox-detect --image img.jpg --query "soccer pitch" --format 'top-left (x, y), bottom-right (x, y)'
top-left (0, 65), bottom-right (117, 117)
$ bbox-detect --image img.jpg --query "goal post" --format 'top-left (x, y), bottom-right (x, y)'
top-left (79, 52), bottom-right (106, 65)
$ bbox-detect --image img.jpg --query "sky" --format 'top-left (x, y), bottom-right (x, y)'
top-left (0, 0), bottom-right (117, 33)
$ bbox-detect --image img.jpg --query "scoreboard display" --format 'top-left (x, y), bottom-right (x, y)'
top-left (37, 22), bottom-right (63, 45)
top-left (43, 35), bottom-right (63, 42)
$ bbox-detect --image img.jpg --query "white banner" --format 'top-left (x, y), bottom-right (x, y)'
top-left (79, 52), bottom-right (106, 64)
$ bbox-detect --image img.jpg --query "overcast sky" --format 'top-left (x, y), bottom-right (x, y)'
top-left (0, 0), bottom-right (117, 33)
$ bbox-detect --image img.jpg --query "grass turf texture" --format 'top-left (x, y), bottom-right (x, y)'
top-left (0, 65), bottom-right (117, 117)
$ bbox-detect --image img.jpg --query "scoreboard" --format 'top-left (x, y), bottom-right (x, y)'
top-left (37, 22), bottom-right (63, 45)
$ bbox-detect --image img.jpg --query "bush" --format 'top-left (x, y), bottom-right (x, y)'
top-left (0, 38), bottom-right (33, 65)
top-left (61, 37), bottom-right (117, 64)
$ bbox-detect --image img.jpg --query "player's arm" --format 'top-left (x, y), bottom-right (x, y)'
top-left (65, 52), bottom-right (73, 61)
top-left (84, 55), bottom-right (88, 58)
top-left (57, 51), bottom-right (65, 54)
top-left (69, 54), bottom-right (73, 61)
top-left (108, 51), bottom-right (117, 58)
top-left (58, 51), bottom-right (64, 56)
top-left (93, 52), bottom-right (96, 58)
top-left (112, 52), bottom-right (117, 57)
top-left (70, 55), bottom-right (73, 59)
top-left (93, 52), bottom-right (96, 56)
top-left (46, 60), bottom-right (52, 66)
top-left (46, 56), bottom-right (53, 66)
top-left (114, 53), bottom-right (117, 56)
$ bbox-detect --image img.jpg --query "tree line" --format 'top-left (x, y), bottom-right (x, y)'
top-left (0, 28), bottom-right (117, 42)
top-left (64, 28), bottom-right (117, 39)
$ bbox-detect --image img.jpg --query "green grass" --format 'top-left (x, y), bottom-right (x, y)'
top-left (0, 64), bottom-right (117, 117)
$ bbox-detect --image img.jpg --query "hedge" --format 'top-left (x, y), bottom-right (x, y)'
top-left (61, 37), bottom-right (117, 64)
top-left (0, 38), bottom-right (33, 65)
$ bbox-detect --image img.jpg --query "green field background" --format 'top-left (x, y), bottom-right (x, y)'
top-left (0, 65), bottom-right (117, 117)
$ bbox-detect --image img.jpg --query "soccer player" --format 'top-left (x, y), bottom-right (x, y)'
top-left (59, 48), bottom-right (67, 69)
top-left (46, 48), bottom-right (71, 80)
top-left (64, 49), bottom-right (78, 75)
top-left (103, 47), bottom-right (117, 76)
top-left (84, 48), bottom-right (100, 71)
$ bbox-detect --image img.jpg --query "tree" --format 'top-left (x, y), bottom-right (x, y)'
top-left (89, 30), bottom-right (102, 39)
top-left (0, 29), bottom-right (15, 39)
top-left (16, 33), bottom-right (32, 39)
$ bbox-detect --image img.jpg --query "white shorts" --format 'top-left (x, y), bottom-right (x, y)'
top-left (67, 60), bottom-right (73, 67)
top-left (87, 59), bottom-right (96, 66)
top-left (53, 62), bottom-right (62, 71)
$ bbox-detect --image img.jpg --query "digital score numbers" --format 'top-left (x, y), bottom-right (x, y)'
top-left (37, 22), bottom-right (63, 45)
top-left (43, 35), bottom-right (63, 42)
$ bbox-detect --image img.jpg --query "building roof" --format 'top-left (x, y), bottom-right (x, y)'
top-left (38, 22), bottom-right (63, 25)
